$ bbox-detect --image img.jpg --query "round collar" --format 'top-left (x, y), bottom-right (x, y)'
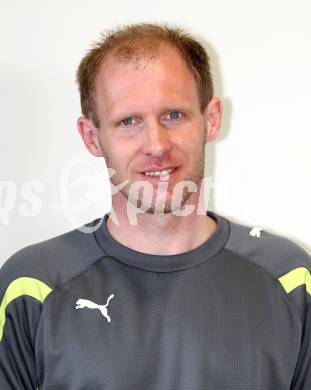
top-left (93, 210), bottom-right (230, 272)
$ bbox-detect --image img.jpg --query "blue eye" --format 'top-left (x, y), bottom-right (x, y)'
top-left (121, 118), bottom-right (137, 127)
top-left (168, 111), bottom-right (182, 120)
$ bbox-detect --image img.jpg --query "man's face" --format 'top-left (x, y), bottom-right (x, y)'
top-left (91, 45), bottom-right (214, 214)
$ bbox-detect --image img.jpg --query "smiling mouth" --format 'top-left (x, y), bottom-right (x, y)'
top-left (143, 168), bottom-right (175, 177)
top-left (138, 166), bottom-right (180, 179)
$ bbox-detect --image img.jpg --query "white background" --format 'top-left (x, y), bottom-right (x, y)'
top-left (1, 0), bottom-right (310, 264)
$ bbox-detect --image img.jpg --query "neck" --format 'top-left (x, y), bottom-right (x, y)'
top-left (106, 188), bottom-right (217, 256)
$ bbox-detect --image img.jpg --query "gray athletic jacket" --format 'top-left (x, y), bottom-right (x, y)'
top-left (0, 211), bottom-right (311, 389)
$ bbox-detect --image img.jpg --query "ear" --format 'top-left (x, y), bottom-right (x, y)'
top-left (204, 97), bottom-right (223, 143)
top-left (77, 116), bottom-right (104, 157)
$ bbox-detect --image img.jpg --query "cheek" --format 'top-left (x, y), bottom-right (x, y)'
top-left (178, 136), bottom-right (204, 156)
top-left (102, 145), bottom-right (133, 173)
top-left (177, 123), bottom-right (205, 145)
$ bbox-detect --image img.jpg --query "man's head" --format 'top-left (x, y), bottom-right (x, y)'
top-left (77, 23), bottom-right (222, 216)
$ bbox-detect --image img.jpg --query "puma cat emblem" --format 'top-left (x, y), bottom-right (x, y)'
top-left (75, 294), bottom-right (115, 323)
top-left (250, 227), bottom-right (263, 238)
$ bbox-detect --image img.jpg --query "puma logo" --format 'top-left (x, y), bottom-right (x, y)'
top-left (75, 294), bottom-right (115, 323)
top-left (250, 227), bottom-right (263, 238)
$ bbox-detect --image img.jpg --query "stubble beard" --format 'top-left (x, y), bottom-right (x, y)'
top-left (100, 138), bottom-right (206, 216)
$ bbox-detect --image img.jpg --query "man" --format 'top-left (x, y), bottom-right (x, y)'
top-left (0, 23), bottom-right (310, 389)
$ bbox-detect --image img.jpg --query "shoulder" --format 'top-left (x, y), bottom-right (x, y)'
top-left (224, 216), bottom-right (311, 324)
top-left (0, 217), bottom-right (105, 297)
top-left (224, 217), bottom-right (311, 279)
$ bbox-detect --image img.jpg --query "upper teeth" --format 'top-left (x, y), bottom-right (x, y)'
top-left (144, 168), bottom-right (174, 176)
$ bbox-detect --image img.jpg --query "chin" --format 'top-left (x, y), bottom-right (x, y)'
top-left (145, 206), bottom-right (173, 215)
top-left (138, 194), bottom-right (193, 216)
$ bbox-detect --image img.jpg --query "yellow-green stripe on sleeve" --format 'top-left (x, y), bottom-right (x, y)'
top-left (0, 277), bottom-right (52, 341)
top-left (278, 267), bottom-right (311, 296)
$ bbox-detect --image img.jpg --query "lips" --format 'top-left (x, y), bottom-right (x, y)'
top-left (139, 166), bottom-right (178, 174)
top-left (138, 166), bottom-right (180, 181)
top-left (143, 168), bottom-right (174, 177)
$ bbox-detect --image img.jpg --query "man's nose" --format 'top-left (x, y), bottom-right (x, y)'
top-left (142, 121), bottom-right (172, 157)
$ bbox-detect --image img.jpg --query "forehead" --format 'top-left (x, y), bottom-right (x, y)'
top-left (94, 45), bottom-right (200, 115)
top-left (100, 42), bottom-right (191, 77)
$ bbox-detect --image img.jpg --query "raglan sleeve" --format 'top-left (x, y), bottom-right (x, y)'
top-left (0, 250), bottom-right (52, 389)
top-left (279, 261), bottom-right (311, 389)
